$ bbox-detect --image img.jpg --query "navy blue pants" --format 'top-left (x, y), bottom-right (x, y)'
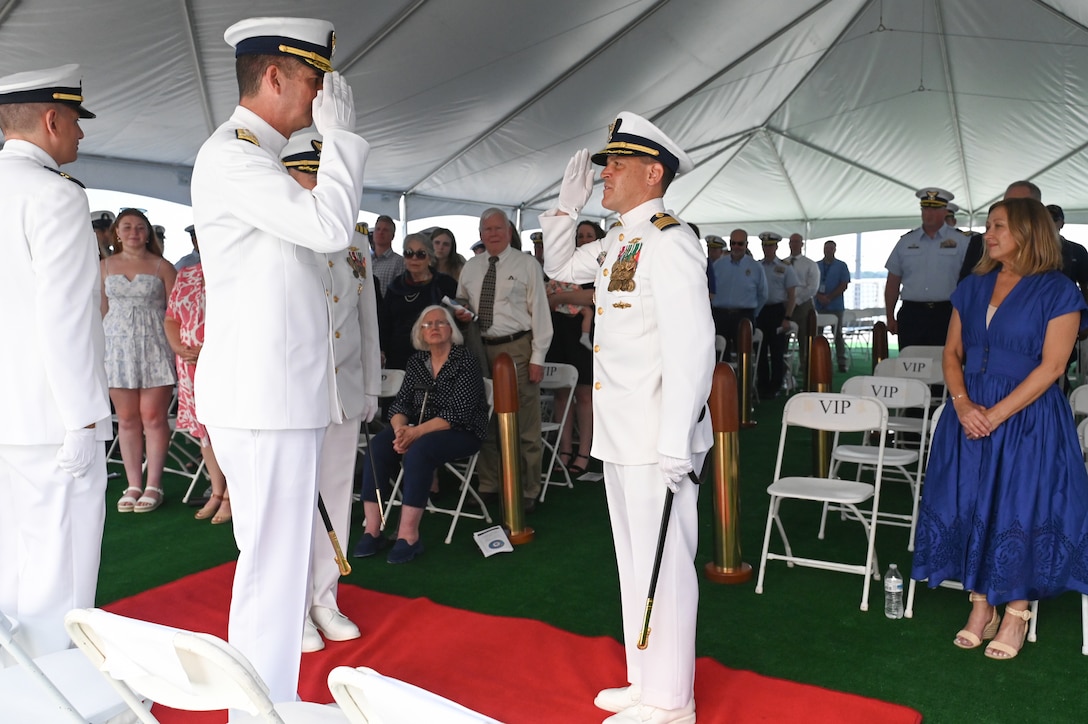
top-left (360, 425), bottom-right (481, 508)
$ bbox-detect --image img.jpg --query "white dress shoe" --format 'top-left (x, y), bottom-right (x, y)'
top-left (594, 684), bottom-right (642, 713)
top-left (602, 701), bottom-right (695, 724)
top-left (302, 616), bottom-right (325, 653)
top-left (310, 605), bottom-right (361, 641)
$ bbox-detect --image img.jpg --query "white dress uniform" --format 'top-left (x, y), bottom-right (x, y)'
top-left (311, 229), bottom-right (380, 615)
top-left (542, 197), bottom-right (714, 711)
top-left (0, 114), bottom-right (111, 655)
top-left (191, 93), bottom-right (368, 706)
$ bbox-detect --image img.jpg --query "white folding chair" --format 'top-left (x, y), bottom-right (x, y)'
top-left (0, 611), bottom-right (133, 724)
top-left (714, 334), bottom-right (727, 362)
top-left (830, 376), bottom-right (931, 550)
top-left (815, 312), bottom-right (839, 345)
top-left (875, 354), bottom-right (947, 406)
top-left (383, 379), bottom-right (494, 544)
top-left (1028, 594), bottom-right (1088, 655)
top-left (539, 363), bottom-right (578, 500)
top-left (897, 345), bottom-right (945, 364)
top-left (755, 392), bottom-right (889, 611)
top-left (357, 369), bottom-right (406, 456)
top-left (782, 321), bottom-right (800, 394)
top-left (751, 327), bottom-right (764, 402)
top-left (63, 608), bottom-right (346, 723)
top-left (328, 666), bottom-right (500, 724)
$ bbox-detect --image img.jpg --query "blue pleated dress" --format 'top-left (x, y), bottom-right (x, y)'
top-left (912, 269), bottom-right (1088, 603)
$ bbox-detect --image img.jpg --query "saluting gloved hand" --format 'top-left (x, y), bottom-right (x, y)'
top-left (361, 394), bottom-right (379, 424)
top-left (312, 71), bottom-right (356, 134)
top-left (557, 148), bottom-right (594, 216)
top-left (56, 428), bottom-right (98, 478)
top-left (659, 454), bottom-right (693, 494)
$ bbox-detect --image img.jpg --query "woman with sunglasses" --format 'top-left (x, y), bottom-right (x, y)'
top-left (378, 233), bottom-right (459, 370)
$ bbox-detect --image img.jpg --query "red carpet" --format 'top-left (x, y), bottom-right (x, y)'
top-left (105, 563), bottom-right (921, 723)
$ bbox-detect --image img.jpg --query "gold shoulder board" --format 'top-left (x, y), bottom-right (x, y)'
top-left (235, 128), bottom-right (260, 146)
top-left (652, 213), bottom-right (680, 230)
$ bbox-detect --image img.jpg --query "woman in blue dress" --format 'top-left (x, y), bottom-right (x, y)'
top-left (912, 197), bottom-right (1088, 660)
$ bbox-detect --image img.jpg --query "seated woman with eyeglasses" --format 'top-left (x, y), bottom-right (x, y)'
top-left (377, 233), bottom-right (459, 370)
top-left (353, 305), bottom-right (489, 563)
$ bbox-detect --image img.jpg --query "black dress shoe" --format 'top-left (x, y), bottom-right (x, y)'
top-left (523, 497), bottom-right (538, 514)
top-left (352, 532), bottom-right (390, 558)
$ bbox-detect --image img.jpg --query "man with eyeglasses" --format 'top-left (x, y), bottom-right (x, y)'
top-left (710, 228), bottom-right (767, 361)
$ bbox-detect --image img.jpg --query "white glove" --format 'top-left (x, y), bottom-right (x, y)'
top-left (557, 148), bottom-right (594, 216)
top-left (56, 428), bottom-right (98, 478)
top-left (361, 394), bottom-right (379, 424)
top-left (659, 454), bottom-right (693, 494)
top-left (312, 71), bottom-right (356, 134)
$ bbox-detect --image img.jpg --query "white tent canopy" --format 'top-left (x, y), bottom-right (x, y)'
top-left (2, 0), bottom-right (1087, 236)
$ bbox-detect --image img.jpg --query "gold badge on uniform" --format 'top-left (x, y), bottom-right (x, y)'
top-left (235, 128), bottom-right (259, 146)
top-left (940, 238), bottom-right (958, 248)
top-left (608, 239), bottom-right (642, 292)
top-left (347, 247), bottom-right (367, 278)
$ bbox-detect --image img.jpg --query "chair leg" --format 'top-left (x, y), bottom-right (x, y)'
top-left (1081, 594), bottom-right (1088, 655)
top-left (755, 496), bottom-right (779, 594)
top-left (1028, 599), bottom-right (1039, 643)
top-left (905, 577), bottom-right (917, 618)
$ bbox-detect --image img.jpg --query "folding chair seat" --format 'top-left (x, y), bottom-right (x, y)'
top-left (828, 376), bottom-right (931, 550)
top-left (0, 611), bottom-right (132, 723)
top-left (755, 392), bottom-right (890, 611)
top-left (383, 379), bottom-right (494, 544)
top-left (64, 608), bottom-right (346, 723)
top-left (539, 363), bottom-right (578, 500)
top-left (328, 666), bottom-right (500, 723)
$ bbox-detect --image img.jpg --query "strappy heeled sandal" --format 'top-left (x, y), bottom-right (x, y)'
top-left (194, 493), bottom-right (223, 520)
top-left (985, 606), bottom-right (1031, 660)
top-left (568, 454), bottom-right (590, 477)
top-left (554, 450), bottom-right (573, 472)
top-left (954, 592), bottom-right (1000, 649)
top-left (117, 486), bottom-right (143, 513)
top-left (211, 494), bottom-right (232, 525)
top-left (133, 486), bottom-right (164, 513)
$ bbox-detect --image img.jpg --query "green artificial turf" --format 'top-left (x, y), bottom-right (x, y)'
top-left (96, 352), bottom-right (1088, 723)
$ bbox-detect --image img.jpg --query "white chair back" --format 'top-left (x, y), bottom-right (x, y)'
top-left (874, 356), bottom-right (945, 386)
top-left (328, 666), bottom-right (501, 724)
top-left (714, 335), bottom-right (727, 362)
top-left (380, 369), bottom-right (406, 398)
top-left (898, 345), bottom-right (944, 363)
top-left (841, 376), bottom-right (931, 412)
top-left (781, 392), bottom-right (889, 433)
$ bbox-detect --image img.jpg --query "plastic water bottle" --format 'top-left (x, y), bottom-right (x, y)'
top-left (884, 564), bottom-right (904, 619)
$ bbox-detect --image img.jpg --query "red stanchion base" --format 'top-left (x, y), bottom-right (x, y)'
top-left (505, 526), bottom-right (535, 545)
top-left (704, 561), bottom-right (753, 584)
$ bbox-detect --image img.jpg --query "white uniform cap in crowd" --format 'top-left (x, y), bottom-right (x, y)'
top-left (0, 64), bottom-right (95, 118)
top-left (90, 209), bottom-right (116, 230)
top-left (916, 187), bottom-right (955, 208)
top-left (705, 235), bottom-right (726, 249)
top-left (225, 17), bottom-right (336, 73)
top-left (759, 231), bottom-right (783, 244)
top-left (281, 130), bottom-right (323, 172)
top-left (591, 111), bottom-right (693, 175)
top-left (945, 202), bottom-right (960, 214)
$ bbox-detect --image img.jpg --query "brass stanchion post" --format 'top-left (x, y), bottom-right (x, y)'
top-left (738, 318), bottom-right (756, 428)
top-left (804, 306), bottom-right (818, 389)
top-left (492, 353), bottom-right (534, 544)
top-left (704, 363), bottom-right (752, 584)
top-left (810, 336), bottom-right (833, 477)
top-left (872, 321), bottom-right (889, 372)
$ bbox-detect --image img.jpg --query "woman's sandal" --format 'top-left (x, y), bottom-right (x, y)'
top-left (211, 494), bottom-right (232, 525)
top-left (194, 493), bottom-right (223, 520)
top-left (568, 454), bottom-right (590, 477)
top-left (555, 450), bottom-right (573, 472)
top-left (985, 606), bottom-right (1032, 660)
top-left (133, 486), bottom-right (164, 514)
top-left (117, 486), bottom-right (143, 513)
top-left (954, 592), bottom-right (1001, 649)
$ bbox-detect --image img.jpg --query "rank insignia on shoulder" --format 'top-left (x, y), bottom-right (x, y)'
top-left (940, 238), bottom-right (958, 248)
top-left (235, 128), bottom-right (259, 146)
top-left (651, 213), bottom-right (680, 230)
top-left (609, 220), bottom-right (623, 230)
top-left (355, 222), bottom-right (370, 235)
top-left (43, 166), bottom-right (85, 188)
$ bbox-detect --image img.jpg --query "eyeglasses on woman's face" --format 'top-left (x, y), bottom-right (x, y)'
top-left (420, 319), bottom-right (451, 329)
top-left (404, 249), bottom-right (429, 260)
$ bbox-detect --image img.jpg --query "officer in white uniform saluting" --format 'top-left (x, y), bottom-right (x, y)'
top-left (541, 112), bottom-right (713, 724)
top-left (0, 65), bottom-right (111, 658)
top-left (190, 17), bottom-right (368, 708)
top-left (279, 131), bottom-right (381, 653)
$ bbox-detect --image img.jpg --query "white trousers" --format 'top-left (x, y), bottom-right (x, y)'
top-left (309, 416), bottom-right (361, 613)
top-left (207, 426), bottom-right (323, 714)
top-left (0, 444), bottom-right (106, 659)
top-left (603, 453), bottom-right (705, 711)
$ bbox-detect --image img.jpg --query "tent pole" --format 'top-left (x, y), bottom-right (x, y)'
top-left (399, 194), bottom-right (407, 232)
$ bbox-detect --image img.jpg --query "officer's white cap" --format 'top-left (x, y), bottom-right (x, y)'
top-left (916, 187), bottom-right (955, 208)
top-left (282, 130), bottom-right (323, 172)
top-left (225, 17), bottom-right (336, 73)
top-left (759, 231), bottom-right (783, 244)
top-left (591, 111), bottom-right (693, 175)
top-left (0, 64), bottom-right (95, 119)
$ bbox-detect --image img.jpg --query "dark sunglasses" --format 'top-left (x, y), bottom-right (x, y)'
top-left (404, 249), bottom-right (429, 259)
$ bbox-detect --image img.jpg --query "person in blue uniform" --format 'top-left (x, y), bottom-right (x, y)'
top-left (711, 229), bottom-right (767, 361)
top-left (912, 197), bottom-right (1088, 660)
top-left (541, 112), bottom-right (713, 724)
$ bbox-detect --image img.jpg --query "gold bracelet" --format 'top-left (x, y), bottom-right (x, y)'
top-left (951, 393), bottom-right (967, 401)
